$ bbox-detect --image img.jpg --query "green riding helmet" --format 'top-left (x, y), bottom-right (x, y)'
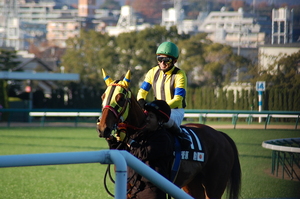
top-left (156, 42), bottom-right (179, 59)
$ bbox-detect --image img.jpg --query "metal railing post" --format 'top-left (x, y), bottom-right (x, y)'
top-left (120, 151), bottom-right (194, 199)
top-left (0, 150), bottom-right (128, 199)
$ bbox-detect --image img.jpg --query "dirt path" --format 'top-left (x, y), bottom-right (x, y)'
top-left (0, 122), bottom-right (297, 130)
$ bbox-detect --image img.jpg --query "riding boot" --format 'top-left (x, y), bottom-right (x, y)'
top-left (168, 123), bottom-right (191, 149)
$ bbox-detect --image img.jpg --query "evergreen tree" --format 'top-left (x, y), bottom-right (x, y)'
top-left (227, 90), bottom-right (234, 110)
top-left (186, 87), bottom-right (194, 109)
top-left (273, 89), bottom-right (279, 111)
top-left (0, 49), bottom-right (21, 120)
top-left (288, 89), bottom-right (293, 111)
top-left (249, 90), bottom-right (255, 111)
top-left (283, 89), bottom-right (288, 111)
top-left (268, 89), bottom-right (273, 111)
top-left (235, 91), bottom-right (240, 110)
top-left (293, 89), bottom-right (300, 111)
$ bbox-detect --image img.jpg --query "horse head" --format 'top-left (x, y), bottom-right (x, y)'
top-left (97, 69), bottom-right (146, 140)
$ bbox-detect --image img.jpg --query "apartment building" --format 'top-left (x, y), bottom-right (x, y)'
top-left (46, 17), bottom-right (81, 48)
top-left (46, 0), bottom-right (119, 47)
top-left (18, 1), bottom-right (77, 24)
top-left (198, 8), bottom-right (271, 48)
top-left (0, 0), bottom-right (78, 49)
top-left (78, 0), bottom-right (96, 18)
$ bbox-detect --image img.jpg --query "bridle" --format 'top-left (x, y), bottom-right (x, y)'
top-left (101, 81), bottom-right (145, 197)
top-left (100, 81), bottom-right (145, 140)
top-left (102, 82), bottom-right (132, 124)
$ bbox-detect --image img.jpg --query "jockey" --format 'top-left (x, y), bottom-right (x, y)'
top-left (127, 100), bottom-right (174, 199)
top-left (137, 41), bottom-right (191, 148)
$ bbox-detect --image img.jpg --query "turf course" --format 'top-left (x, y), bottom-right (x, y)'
top-left (0, 127), bottom-right (299, 199)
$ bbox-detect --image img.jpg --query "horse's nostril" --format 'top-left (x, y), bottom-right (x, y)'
top-left (101, 127), bottom-right (112, 138)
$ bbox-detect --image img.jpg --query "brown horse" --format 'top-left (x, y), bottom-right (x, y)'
top-left (97, 69), bottom-right (241, 199)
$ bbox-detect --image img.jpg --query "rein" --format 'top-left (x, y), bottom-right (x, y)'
top-left (103, 124), bottom-right (142, 198)
top-left (100, 78), bottom-right (147, 197)
top-left (117, 122), bottom-right (145, 131)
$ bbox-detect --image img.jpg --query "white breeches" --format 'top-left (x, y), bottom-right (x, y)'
top-left (164, 108), bottom-right (184, 128)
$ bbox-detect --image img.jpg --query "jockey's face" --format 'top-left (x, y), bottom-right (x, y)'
top-left (157, 55), bottom-right (176, 72)
top-left (145, 111), bottom-right (159, 131)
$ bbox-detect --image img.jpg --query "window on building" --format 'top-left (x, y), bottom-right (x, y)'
top-left (8, 28), bottom-right (17, 37)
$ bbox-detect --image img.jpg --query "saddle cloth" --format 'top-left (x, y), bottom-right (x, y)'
top-left (178, 127), bottom-right (205, 162)
top-left (171, 127), bottom-right (205, 182)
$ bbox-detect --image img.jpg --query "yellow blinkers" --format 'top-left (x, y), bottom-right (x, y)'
top-left (101, 69), bottom-right (131, 122)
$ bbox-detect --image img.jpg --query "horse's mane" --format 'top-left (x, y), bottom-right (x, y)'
top-left (127, 89), bottom-right (146, 128)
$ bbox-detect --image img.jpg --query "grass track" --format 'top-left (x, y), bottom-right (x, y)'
top-left (0, 127), bottom-right (299, 198)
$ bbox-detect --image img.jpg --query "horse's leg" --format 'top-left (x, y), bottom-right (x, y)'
top-left (182, 173), bottom-right (206, 199)
top-left (202, 163), bottom-right (231, 199)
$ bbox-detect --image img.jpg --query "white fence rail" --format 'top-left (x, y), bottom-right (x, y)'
top-left (1, 109), bottom-right (299, 129)
top-left (0, 150), bottom-right (193, 199)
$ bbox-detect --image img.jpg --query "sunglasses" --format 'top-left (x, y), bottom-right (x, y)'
top-left (157, 56), bottom-right (173, 64)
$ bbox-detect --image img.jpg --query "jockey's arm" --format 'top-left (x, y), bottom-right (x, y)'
top-left (167, 72), bottom-right (187, 109)
top-left (137, 68), bottom-right (154, 101)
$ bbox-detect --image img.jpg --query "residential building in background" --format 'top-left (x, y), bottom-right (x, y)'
top-left (1, 0), bottom-right (298, 50)
top-left (198, 7), bottom-right (271, 48)
top-left (78, 0), bottom-right (96, 18)
top-left (272, 7), bottom-right (293, 44)
top-left (46, 17), bottom-right (81, 48)
top-left (0, 0), bottom-right (299, 109)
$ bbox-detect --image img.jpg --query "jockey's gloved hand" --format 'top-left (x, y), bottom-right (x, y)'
top-left (138, 99), bottom-right (146, 109)
top-left (116, 130), bottom-right (126, 142)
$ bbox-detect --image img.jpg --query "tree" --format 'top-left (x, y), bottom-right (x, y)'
top-left (115, 31), bottom-right (139, 83)
top-left (178, 33), bottom-right (210, 87)
top-left (249, 50), bottom-right (300, 90)
top-left (203, 43), bottom-right (250, 87)
top-left (61, 26), bottom-right (253, 91)
top-left (99, 0), bottom-right (121, 10)
top-left (62, 30), bottom-right (118, 88)
top-left (276, 50), bottom-right (300, 89)
top-left (0, 49), bottom-right (21, 119)
top-left (231, 0), bottom-right (245, 11)
top-left (131, 0), bottom-right (167, 23)
top-left (0, 49), bottom-right (21, 71)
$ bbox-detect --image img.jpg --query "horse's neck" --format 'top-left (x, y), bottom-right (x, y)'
top-left (127, 97), bottom-right (146, 128)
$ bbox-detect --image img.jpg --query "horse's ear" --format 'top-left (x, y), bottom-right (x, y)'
top-left (102, 68), bottom-right (113, 86)
top-left (122, 70), bottom-right (131, 88)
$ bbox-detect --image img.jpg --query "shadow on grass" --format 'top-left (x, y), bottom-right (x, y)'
top-left (239, 153), bottom-right (271, 159)
top-left (0, 142), bottom-right (107, 151)
top-left (0, 134), bottom-right (97, 140)
top-left (235, 142), bottom-right (263, 146)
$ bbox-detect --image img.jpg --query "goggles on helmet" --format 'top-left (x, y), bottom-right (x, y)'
top-left (157, 56), bottom-right (173, 64)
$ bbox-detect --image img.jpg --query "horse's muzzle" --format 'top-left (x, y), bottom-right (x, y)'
top-left (97, 127), bottom-right (112, 138)
top-left (97, 118), bottom-right (112, 138)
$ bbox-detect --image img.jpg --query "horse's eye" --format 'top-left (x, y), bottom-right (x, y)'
top-left (115, 93), bottom-right (126, 106)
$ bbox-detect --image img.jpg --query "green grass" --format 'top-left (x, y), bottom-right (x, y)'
top-left (0, 127), bottom-right (299, 199)
top-left (224, 129), bottom-right (300, 198)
